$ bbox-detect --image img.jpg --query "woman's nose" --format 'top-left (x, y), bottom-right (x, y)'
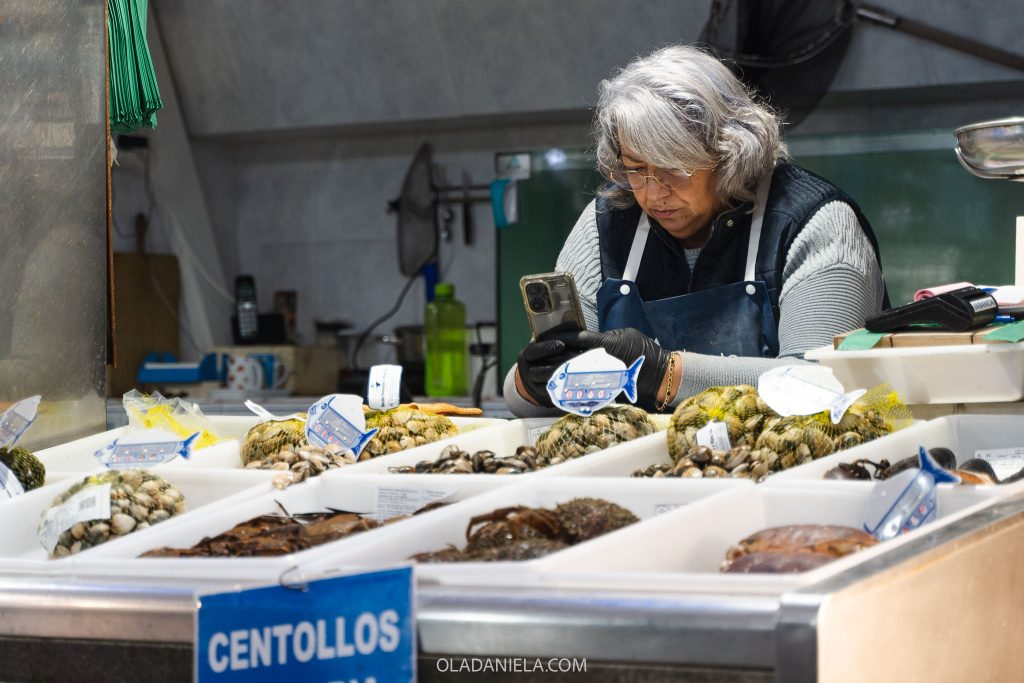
top-left (646, 177), bottom-right (672, 198)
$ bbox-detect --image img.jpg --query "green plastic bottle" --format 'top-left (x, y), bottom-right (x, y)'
top-left (425, 283), bottom-right (468, 396)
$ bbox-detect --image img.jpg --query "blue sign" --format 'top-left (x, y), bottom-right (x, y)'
top-left (196, 567), bottom-right (415, 682)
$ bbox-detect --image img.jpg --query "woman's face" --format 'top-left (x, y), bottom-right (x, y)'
top-left (619, 149), bottom-right (721, 245)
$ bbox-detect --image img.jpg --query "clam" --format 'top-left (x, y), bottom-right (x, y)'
top-left (111, 513), bottom-right (137, 535)
top-left (45, 470), bottom-right (186, 558)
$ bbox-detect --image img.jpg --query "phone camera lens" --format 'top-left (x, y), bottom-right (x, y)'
top-left (525, 283), bottom-right (552, 313)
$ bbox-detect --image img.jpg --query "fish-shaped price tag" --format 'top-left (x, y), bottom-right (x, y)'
top-left (305, 394), bottom-right (378, 456)
top-left (546, 348), bottom-right (644, 417)
top-left (757, 365), bottom-right (865, 424)
top-left (94, 429), bottom-right (197, 469)
top-left (862, 446), bottom-right (960, 541)
top-left (0, 464), bottom-right (25, 499)
top-left (0, 395), bottom-right (41, 450)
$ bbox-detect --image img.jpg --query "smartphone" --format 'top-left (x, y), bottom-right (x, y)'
top-left (520, 272), bottom-right (585, 339)
top-left (235, 275), bottom-right (259, 342)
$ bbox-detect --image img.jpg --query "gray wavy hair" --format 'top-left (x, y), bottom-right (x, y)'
top-left (595, 44), bottom-right (788, 208)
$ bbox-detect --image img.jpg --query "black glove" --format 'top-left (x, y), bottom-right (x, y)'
top-left (548, 328), bottom-right (674, 409)
top-left (515, 338), bottom-right (576, 407)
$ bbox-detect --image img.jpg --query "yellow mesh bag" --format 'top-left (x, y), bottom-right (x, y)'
top-left (754, 384), bottom-right (912, 471)
top-left (535, 405), bottom-right (657, 466)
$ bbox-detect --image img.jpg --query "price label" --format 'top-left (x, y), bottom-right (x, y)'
top-left (0, 462), bottom-right (25, 500)
top-left (374, 487), bottom-right (454, 521)
top-left (527, 425), bottom-right (550, 446)
top-left (368, 365), bottom-right (403, 411)
top-left (696, 421), bottom-right (732, 452)
top-left (0, 395), bottom-right (41, 449)
top-left (38, 483), bottom-right (111, 553)
top-left (975, 446), bottom-right (1024, 481)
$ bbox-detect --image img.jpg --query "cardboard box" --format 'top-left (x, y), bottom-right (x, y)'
top-left (832, 329), bottom-right (892, 349)
top-left (834, 325), bottom-right (1005, 350)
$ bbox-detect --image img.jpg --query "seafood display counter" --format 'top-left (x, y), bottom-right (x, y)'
top-left (2, 404), bottom-right (1023, 681)
top-left (0, 492), bottom-right (1020, 682)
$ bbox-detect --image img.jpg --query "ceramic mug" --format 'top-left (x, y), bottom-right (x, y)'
top-left (224, 355), bottom-right (264, 392)
top-left (250, 353), bottom-right (290, 390)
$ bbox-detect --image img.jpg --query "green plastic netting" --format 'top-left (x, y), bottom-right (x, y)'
top-left (108, 0), bottom-right (162, 133)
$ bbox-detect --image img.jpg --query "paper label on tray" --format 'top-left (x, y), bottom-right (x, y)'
top-left (527, 425), bottom-right (550, 446)
top-left (0, 462), bottom-right (25, 499)
top-left (368, 364), bottom-right (402, 411)
top-left (373, 486), bottom-right (454, 521)
top-left (974, 446), bottom-right (1024, 480)
top-left (37, 483), bottom-right (111, 553)
top-left (654, 503), bottom-right (684, 515)
top-left (758, 366), bottom-right (864, 424)
top-left (696, 421), bottom-right (731, 451)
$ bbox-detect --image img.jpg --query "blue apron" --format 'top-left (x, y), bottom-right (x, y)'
top-left (596, 176), bottom-right (780, 357)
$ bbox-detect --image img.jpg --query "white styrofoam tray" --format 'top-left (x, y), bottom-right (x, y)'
top-left (296, 476), bottom-right (750, 587)
top-left (332, 418), bottom-right (553, 475)
top-left (0, 468), bottom-right (275, 572)
top-left (39, 415), bottom-right (507, 479)
top-left (768, 414), bottom-right (1024, 489)
top-left (804, 341), bottom-right (1024, 404)
top-left (519, 419), bottom-right (940, 485)
top-left (36, 415), bottom-right (258, 482)
top-left (158, 415), bottom-right (507, 471)
top-left (532, 480), bottom-right (998, 594)
top-left (333, 415), bottom-right (670, 479)
top-left (64, 473), bottom-right (518, 584)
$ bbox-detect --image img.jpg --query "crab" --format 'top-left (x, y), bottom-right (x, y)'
top-left (464, 506), bottom-right (565, 553)
top-left (554, 498), bottom-right (639, 543)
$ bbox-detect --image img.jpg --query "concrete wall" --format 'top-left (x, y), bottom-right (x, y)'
top-left (190, 118), bottom-right (592, 352)
top-left (111, 1), bottom-right (1024, 358)
top-left (154, 0), bottom-right (1024, 136)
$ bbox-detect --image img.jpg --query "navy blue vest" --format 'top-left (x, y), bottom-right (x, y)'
top-left (596, 162), bottom-right (889, 322)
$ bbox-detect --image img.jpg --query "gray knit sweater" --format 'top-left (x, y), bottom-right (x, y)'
top-left (504, 199), bottom-right (886, 417)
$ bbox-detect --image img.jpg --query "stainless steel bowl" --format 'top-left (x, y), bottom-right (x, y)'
top-left (954, 117), bottom-right (1024, 180)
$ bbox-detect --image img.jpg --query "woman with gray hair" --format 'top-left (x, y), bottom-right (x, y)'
top-left (507, 44), bottom-right (888, 415)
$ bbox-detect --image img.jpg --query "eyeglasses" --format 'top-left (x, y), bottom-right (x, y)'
top-left (607, 159), bottom-right (695, 193)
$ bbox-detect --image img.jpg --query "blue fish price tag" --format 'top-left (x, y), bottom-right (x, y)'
top-left (94, 428), bottom-right (198, 469)
top-left (863, 446), bottom-right (960, 541)
top-left (546, 348), bottom-right (643, 417)
top-left (0, 395), bottom-right (41, 450)
top-left (196, 567), bottom-right (415, 683)
top-left (0, 462), bottom-right (25, 499)
top-left (306, 394), bottom-right (378, 456)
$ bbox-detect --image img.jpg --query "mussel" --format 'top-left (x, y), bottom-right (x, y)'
top-left (926, 447), bottom-right (958, 471)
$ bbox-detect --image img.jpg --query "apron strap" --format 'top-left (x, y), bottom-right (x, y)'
top-left (622, 214), bottom-right (650, 283)
top-left (744, 174), bottom-right (773, 282)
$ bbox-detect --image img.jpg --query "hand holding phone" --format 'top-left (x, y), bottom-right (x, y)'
top-left (519, 272), bottom-right (584, 340)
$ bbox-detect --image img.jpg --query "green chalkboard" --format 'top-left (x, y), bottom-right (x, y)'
top-left (794, 147), bottom-right (1022, 306)
top-left (496, 155), bottom-right (602, 386)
